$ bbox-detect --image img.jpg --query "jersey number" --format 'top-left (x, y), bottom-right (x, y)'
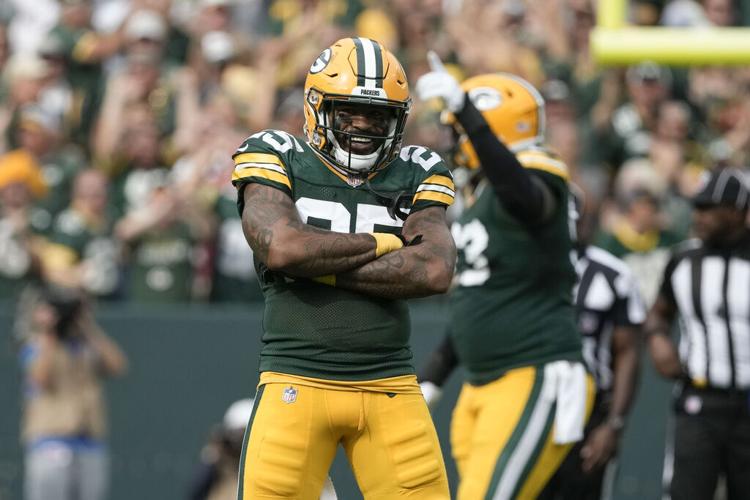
top-left (452, 219), bottom-right (490, 287)
top-left (296, 198), bottom-right (404, 233)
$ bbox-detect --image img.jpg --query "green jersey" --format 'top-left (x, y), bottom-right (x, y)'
top-left (232, 129), bottom-right (455, 380)
top-left (449, 148), bottom-right (582, 385)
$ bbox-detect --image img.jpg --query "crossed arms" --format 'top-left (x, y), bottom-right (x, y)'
top-left (240, 183), bottom-right (456, 299)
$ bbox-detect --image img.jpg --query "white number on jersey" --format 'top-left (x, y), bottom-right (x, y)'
top-left (295, 198), bottom-right (404, 233)
top-left (452, 219), bottom-right (490, 287)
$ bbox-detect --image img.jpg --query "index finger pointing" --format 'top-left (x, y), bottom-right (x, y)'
top-left (427, 50), bottom-right (446, 73)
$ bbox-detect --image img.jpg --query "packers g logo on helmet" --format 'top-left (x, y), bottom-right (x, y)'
top-left (310, 48), bottom-right (332, 74)
top-left (445, 73), bottom-right (545, 170)
top-left (303, 37), bottom-right (411, 177)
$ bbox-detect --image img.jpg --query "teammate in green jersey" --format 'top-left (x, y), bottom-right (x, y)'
top-left (231, 38), bottom-right (456, 499)
top-left (415, 53), bottom-right (595, 500)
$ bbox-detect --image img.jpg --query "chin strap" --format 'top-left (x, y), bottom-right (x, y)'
top-left (363, 179), bottom-right (412, 222)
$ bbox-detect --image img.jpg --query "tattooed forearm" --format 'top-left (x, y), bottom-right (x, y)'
top-left (336, 207), bottom-right (456, 299)
top-left (240, 185), bottom-right (286, 263)
top-left (240, 183), bottom-right (379, 276)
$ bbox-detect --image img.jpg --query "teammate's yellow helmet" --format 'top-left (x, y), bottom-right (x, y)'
top-left (445, 73), bottom-right (545, 169)
top-left (303, 37), bottom-right (411, 176)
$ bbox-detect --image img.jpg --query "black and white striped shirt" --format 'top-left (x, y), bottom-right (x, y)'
top-left (575, 246), bottom-right (647, 391)
top-left (660, 235), bottom-right (750, 389)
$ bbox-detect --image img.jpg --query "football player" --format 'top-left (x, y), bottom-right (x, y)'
top-left (415, 54), bottom-right (595, 499)
top-left (231, 38), bottom-right (455, 499)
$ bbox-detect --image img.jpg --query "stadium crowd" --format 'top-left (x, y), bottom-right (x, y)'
top-left (0, 0), bottom-right (748, 307)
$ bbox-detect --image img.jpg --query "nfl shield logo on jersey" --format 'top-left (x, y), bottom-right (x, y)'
top-left (282, 386), bottom-right (298, 404)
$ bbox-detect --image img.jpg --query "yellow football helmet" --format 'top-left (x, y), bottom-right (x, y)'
top-left (444, 73), bottom-right (545, 169)
top-left (303, 37), bottom-right (411, 176)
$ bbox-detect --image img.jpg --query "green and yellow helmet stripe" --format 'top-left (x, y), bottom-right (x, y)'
top-left (352, 37), bottom-right (384, 89)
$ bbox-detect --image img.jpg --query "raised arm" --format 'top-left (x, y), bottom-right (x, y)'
top-left (240, 183), bottom-right (402, 277)
top-left (334, 206), bottom-right (456, 299)
top-left (454, 99), bottom-right (557, 224)
top-left (415, 53), bottom-right (557, 225)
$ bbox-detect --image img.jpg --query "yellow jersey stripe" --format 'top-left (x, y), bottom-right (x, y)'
top-left (233, 152), bottom-right (285, 169)
top-left (232, 167), bottom-right (291, 189)
top-left (422, 174), bottom-right (455, 190)
top-left (412, 191), bottom-right (454, 205)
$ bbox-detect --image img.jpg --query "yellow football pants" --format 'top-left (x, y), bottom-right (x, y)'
top-left (238, 375), bottom-right (450, 499)
top-left (451, 365), bottom-right (595, 500)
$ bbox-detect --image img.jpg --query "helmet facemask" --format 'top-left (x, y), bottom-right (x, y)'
top-left (307, 93), bottom-right (409, 176)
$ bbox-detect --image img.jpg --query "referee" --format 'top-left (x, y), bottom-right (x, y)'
top-left (540, 195), bottom-right (645, 500)
top-left (646, 167), bottom-right (750, 500)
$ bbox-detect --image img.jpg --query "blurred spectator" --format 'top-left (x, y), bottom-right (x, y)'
top-left (688, 67), bottom-right (750, 168)
top-left (209, 183), bottom-right (261, 303)
top-left (661, 0), bottom-right (711, 27)
top-left (121, 8), bottom-right (168, 63)
top-left (94, 51), bottom-right (177, 161)
top-left (104, 114), bottom-right (170, 216)
top-left (6, 0), bottom-right (59, 56)
top-left (596, 62), bottom-right (673, 170)
top-left (114, 169), bottom-right (212, 303)
top-left (445, 0), bottom-right (543, 84)
top-left (19, 285), bottom-right (127, 500)
top-left (650, 100), bottom-right (704, 237)
top-left (0, 150), bottom-right (48, 300)
top-left (595, 161), bottom-right (682, 305)
top-left (168, 90), bottom-right (258, 302)
top-left (40, 169), bottom-right (119, 299)
top-left (1, 54), bottom-right (52, 152)
top-left (49, 0), bottom-right (125, 144)
top-left (15, 105), bottom-right (87, 222)
top-left (36, 31), bottom-right (77, 137)
top-left (703, 0), bottom-right (735, 26)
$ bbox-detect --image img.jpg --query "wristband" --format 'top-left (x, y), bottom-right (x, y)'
top-left (371, 232), bottom-right (404, 257)
top-left (312, 274), bottom-right (336, 286)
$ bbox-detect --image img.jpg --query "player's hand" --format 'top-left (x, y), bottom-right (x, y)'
top-left (580, 424), bottom-right (619, 473)
top-left (415, 51), bottom-right (465, 113)
top-left (419, 381), bottom-right (443, 411)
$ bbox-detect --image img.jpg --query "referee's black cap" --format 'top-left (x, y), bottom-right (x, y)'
top-left (692, 168), bottom-right (750, 211)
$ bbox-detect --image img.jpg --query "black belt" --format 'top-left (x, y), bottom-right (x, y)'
top-left (675, 382), bottom-right (750, 416)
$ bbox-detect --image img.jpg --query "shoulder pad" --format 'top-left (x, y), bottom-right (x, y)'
top-left (233, 129), bottom-right (305, 158)
top-left (232, 130), bottom-right (304, 192)
top-left (515, 147), bottom-right (569, 181)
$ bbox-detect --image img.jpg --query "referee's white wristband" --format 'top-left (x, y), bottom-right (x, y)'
top-left (419, 381), bottom-right (443, 410)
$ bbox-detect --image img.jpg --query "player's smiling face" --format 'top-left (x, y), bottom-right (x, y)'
top-left (332, 103), bottom-right (393, 155)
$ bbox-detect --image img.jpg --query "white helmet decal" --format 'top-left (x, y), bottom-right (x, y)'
top-left (310, 48), bottom-right (332, 74)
